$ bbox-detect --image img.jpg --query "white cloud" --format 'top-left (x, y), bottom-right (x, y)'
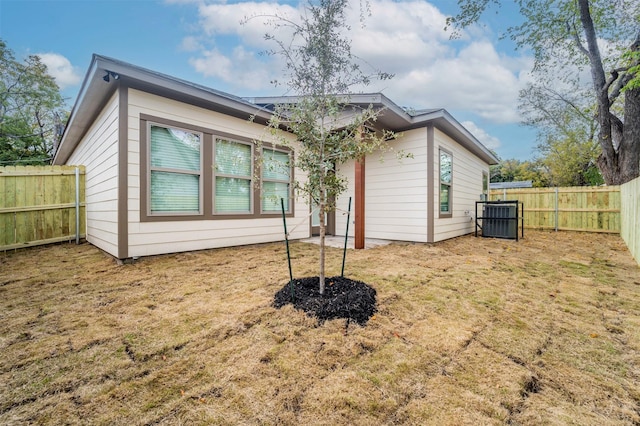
top-left (189, 46), bottom-right (275, 91)
top-left (180, 36), bottom-right (203, 52)
top-left (182, 0), bottom-right (534, 124)
top-left (387, 41), bottom-right (533, 123)
top-left (461, 121), bottom-right (501, 150)
top-left (36, 53), bottom-right (82, 89)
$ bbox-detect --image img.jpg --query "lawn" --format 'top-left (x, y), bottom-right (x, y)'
top-left (1, 231), bottom-right (639, 425)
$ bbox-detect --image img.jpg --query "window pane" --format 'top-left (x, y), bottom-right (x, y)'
top-left (262, 149), bottom-right (290, 181)
top-left (440, 151), bottom-right (452, 184)
top-left (216, 139), bottom-right (251, 177)
top-left (151, 125), bottom-right (200, 171)
top-left (215, 177), bottom-right (251, 212)
top-left (440, 183), bottom-right (450, 213)
top-left (262, 182), bottom-right (289, 212)
top-left (150, 171), bottom-right (200, 212)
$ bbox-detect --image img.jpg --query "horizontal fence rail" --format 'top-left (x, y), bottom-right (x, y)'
top-left (1, 165), bottom-right (86, 250)
top-left (489, 186), bottom-right (620, 234)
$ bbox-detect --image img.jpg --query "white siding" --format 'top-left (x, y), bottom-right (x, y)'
top-left (127, 89), bottom-right (309, 258)
top-left (336, 128), bottom-right (429, 242)
top-left (67, 93), bottom-right (120, 257)
top-left (432, 128), bottom-right (488, 242)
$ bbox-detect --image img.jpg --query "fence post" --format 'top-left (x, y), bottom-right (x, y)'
top-left (555, 187), bottom-right (559, 232)
top-left (75, 166), bottom-right (80, 244)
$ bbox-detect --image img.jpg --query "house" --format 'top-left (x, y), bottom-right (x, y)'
top-left (53, 55), bottom-right (499, 259)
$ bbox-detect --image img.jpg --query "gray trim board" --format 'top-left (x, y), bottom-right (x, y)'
top-left (118, 85), bottom-right (129, 259)
top-left (427, 125), bottom-right (434, 243)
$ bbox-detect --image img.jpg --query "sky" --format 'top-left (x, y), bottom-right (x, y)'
top-left (0, 0), bottom-right (539, 161)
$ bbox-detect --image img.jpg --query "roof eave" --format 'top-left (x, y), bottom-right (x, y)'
top-left (54, 55), bottom-right (274, 165)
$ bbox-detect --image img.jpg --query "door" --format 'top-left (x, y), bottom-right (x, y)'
top-left (311, 201), bottom-right (335, 236)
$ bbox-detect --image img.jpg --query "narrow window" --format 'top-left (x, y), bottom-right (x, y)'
top-left (482, 170), bottom-right (489, 201)
top-left (439, 149), bottom-right (452, 217)
top-left (261, 148), bottom-right (291, 213)
top-left (214, 139), bottom-right (252, 213)
top-left (149, 124), bottom-right (202, 214)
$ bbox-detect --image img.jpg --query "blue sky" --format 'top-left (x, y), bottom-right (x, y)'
top-left (0, 0), bottom-right (538, 161)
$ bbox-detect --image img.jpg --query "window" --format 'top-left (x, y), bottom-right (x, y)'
top-left (140, 115), bottom-right (294, 221)
top-left (149, 124), bottom-right (202, 214)
top-left (261, 148), bottom-right (291, 212)
top-left (214, 139), bottom-right (253, 213)
top-left (482, 171), bottom-right (489, 201)
top-left (439, 149), bottom-right (452, 217)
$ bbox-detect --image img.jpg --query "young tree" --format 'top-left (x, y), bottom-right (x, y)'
top-left (0, 39), bottom-right (65, 165)
top-left (250, 0), bottom-right (397, 294)
top-left (447, 0), bottom-right (640, 185)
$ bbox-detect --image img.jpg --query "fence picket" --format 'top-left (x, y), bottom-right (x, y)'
top-left (489, 186), bottom-right (621, 233)
top-left (1, 166), bottom-right (86, 250)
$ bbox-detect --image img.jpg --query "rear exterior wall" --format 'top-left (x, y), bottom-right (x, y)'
top-left (335, 128), bottom-right (429, 242)
top-left (127, 89), bottom-right (310, 258)
top-left (336, 126), bottom-right (489, 244)
top-left (432, 128), bottom-right (488, 242)
top-left (66, 92), bottom-right (120, 257)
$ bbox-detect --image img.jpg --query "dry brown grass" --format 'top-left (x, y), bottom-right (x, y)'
top-left (1, 230), bottom-right (639, 425)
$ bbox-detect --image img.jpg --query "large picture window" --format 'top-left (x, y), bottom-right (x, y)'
top-left (439, 149), bottom-right (452, 217)
top-left (140, 115), bottom-right (294, 221)
top-left (261, 148), bottom-right (291, 213)
top-left (149, 124), bottom-right (202, 214)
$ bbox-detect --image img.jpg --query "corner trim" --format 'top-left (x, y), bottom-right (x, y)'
top-left (427, 125), bottom-right (434, 243)
top-left (117, 85), bottom-right (129, 259)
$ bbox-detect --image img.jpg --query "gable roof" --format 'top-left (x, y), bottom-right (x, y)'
top-left (54, 55), bottom-right (499, 165)
top-left (249, 94), bottom-right (499, 165)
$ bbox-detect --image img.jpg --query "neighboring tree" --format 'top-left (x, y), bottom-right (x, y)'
top-left (490, 159), bottom-right (550, 187)
top-left (0, 39), bottom-right (65, 165)
top-left (249, 0), bottom-right (397, 294)
top-left (536, 132), bottom-right (603, 186)
top-left (520, 84), bottom-right (603, 186)
top-left (448, 0), bottom-right (640, 185)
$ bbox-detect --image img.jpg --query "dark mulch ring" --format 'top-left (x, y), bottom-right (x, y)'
top-left (273, 276), bottom-right (377, 326)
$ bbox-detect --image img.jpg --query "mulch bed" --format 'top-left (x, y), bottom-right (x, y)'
top-left (273, 276), bottom-right (377, 325)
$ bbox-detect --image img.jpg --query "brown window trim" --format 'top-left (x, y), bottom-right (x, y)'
top-left (140, 114), bottom-right (294, 222)
top-left (439, 147), bottom-right (453, 219)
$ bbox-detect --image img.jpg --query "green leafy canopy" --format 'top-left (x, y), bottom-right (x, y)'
top-left (0, 39), bottom-right (66, 165)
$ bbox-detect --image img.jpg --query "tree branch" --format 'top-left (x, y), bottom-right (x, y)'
top-left (567, 20), bottom-right (589, 58)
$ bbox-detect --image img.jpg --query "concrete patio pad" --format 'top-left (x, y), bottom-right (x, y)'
top-left (298, 236), bottom-right (392, 249)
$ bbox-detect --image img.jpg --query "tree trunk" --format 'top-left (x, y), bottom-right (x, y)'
top-left (577, 0), bottom-right (618, 184)
top-left (619, 87), bottom-right (640, 183)
top-left (578, 0), bottom-right (639, 185)
top-left (318, 186), bottom-right (326, 295)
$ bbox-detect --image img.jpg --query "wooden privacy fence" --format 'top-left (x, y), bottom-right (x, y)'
top-left (620, 177), bottom-right (640, 265)
top-left (1, 165), bottom-right (86, 250)
top-left (489, 185), bottom-right (620, 233)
